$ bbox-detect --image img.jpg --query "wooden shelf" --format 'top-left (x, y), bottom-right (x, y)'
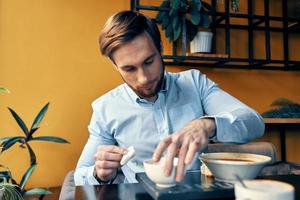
top-left (264, 118), bottom-right (300, 124)
top-left (186, 53), bottom-right (229, 58)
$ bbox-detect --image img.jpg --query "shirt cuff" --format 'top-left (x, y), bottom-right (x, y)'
top-left (198, 116), bottom-right (217, 141)
top-left (87, 165), bottom-right (102, 185)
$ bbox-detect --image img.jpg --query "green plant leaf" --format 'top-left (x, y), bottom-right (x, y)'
top-left (8, 107), bottom-right (29, 136)
top-left (156, 1), bottom-right (170, 23)
top-left (20, 164), bottom-right (36, 190)
top-left (270, 98), bottom-right (296, 107)
top-left (25, 143), bottom-right (36, 165)
top-left (180, 0), bottom-right (187, 9)
top-left (171, 0), bottom-right (180, 10)
top-left (201, 12), bottom-right (211, 28)
top-left (231, 0), bottom-right (239, 13)
top-left (23, 188), bottom-right (52, 196)
top-left (173, 21), bottom-right (182, 41)
top-left (0, 87), bottom-right (10, 93)
top-left (30, 102), bottom-right (49, 133)
top-left (162, 13), bottom-right (170, 30)
top-left (1, 137), bottom-right (24, 152)
top-left (0, 137), bottom-right (14, 143)
top-left (156, 11), bottom-right (165, 23)
top-left (31, 136), bottom-right (70, 143)
top-left (0, 170), bottom-right (12, 183)
top-left (190, 0), bottom-right (201, 25)
top-left (0, 183), bottom-right (23, 200)
top-left (165, 22), bottom-right (174, 42)
top-left (172, 14), bottom-right (180, 30)
top-left (190, 11), bottom-right (200, 25)
top-left (169, 8), bottom-right (177, 18)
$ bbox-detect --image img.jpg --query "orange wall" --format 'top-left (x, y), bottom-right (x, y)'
top-left (0, 0), bottom-right (299, 188)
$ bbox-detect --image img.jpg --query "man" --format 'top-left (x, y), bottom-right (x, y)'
top-left (74, 10), bottom-right (265, 185)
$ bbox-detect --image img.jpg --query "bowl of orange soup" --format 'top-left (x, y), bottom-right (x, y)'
top-left (199, 152), bottom-right (271, 182)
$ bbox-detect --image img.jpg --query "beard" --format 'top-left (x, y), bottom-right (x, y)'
top-left (124, 60), bottom-right (165, 100)
top-left (135, 69), bottom-right (164, 99)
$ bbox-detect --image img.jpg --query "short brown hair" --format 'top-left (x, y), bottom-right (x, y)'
top-left (99, 10), bottom-right (162, 59)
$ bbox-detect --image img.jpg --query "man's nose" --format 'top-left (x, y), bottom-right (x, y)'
top-left (137, 69), bottom-right (150, 84)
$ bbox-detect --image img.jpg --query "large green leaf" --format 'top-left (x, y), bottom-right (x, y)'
top-left (25, 143), bottom-right (36, 165)
top-left (0, 137), bottom-right (14, 143)
top-left (156, 1), bottom-right (170, 23)
top-left (8, 107), bottom-right (29, 136)
top-left (0, 87), bottom-right (10, 93)
top-left (201, 12), bottom-right (211, 28)
top-left (172, 14), bottom-right (180, 30)
top-left (171, 0), bottom-right (180, 10)
top-left (162, 13), bottom-right (170, 30)
top-left (165, 22), bottom-right (174, 42)
top-left (190, 0), bottom-right (201, 25)
top-left (20, 164), bottom-right (36, 190)
top-left (169, 7), bottom-right (177, 18)
top-left (30, 136), bottom-right (69, 143)
top-left (30, 102), bottom-right (49, 133)
top-left (23, 188), bottom-right (52, 196)
top-left (1, 136), bottom-right (24, 152)
top-left (173, 21), bottom-right (182, 41)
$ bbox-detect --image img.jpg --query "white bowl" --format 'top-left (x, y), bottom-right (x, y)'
top-left (235, 179), bottom-right (295, 200)
top-left (143, 157), bottom-right (178, 188)
top-left (199, 153), bottom-right (271, 182)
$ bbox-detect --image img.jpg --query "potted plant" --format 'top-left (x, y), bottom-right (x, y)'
top-left (156, 0), bottom-right (239, 53)
top-left (0, 88), bottom-right (69, 199)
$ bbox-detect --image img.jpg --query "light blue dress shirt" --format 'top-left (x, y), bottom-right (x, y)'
top-left (74, 69), bottom-right (265, 185)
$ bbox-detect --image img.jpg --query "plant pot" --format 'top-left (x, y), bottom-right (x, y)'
top-left (190, 31), bottom-right (213, 53)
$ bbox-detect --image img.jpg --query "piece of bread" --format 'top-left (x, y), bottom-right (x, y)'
top-left (200, 162), bottom-right (213, 177)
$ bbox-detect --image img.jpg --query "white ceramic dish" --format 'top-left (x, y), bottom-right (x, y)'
top-left (143, 157), bottom-right (178, 188)
top-left (235, 179), bottom-right (295, 200)
top-left (200, 152), bottom-right (271, 182)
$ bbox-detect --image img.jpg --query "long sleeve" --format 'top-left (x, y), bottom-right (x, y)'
top-left (196, 71), bottom-right (265, 143)
top-left (74, 104), bottom-right (116, 186)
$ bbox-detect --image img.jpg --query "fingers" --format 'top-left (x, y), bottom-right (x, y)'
top-left (93, 145), bottom-right (126, 182)
top-left (94, 145), bottom-right (126, 162)
top-left (164, 136), bottom-right (180, 176)
top-left (95, 160), bottom-right (121, 169)
top-left (176, 137), bottom-right (189, 181)
top-left (152, 136), bottom-right (172, 162)
top-left (185, 135), bottom-right (208, 164)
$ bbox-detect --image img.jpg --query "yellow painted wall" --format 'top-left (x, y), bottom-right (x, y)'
top-left (0, 0), bottom-right (299, 188)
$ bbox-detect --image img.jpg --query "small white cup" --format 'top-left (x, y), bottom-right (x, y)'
top-left (143, 157), bottom-right (178, 188)
top-left (235, 179), bottom-right (295, 200)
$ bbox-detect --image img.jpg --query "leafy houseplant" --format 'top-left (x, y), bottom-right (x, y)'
top-left (156, 0), bottom-right (239, 42)
top-left (156, 0), bottom-right (211, 42)
top-left (0, 89), bottom-right (69, 199)
top-left (262, 98), bottom-right (300, 118)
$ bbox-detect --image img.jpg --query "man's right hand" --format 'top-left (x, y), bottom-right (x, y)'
top-left (93, 145), bottom-right (127, 182)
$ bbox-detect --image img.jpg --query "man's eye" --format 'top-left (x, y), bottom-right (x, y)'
top-left (144, 59), bottom-right (153, 65)
top-left (124, 67), bottom-right (135, 72)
